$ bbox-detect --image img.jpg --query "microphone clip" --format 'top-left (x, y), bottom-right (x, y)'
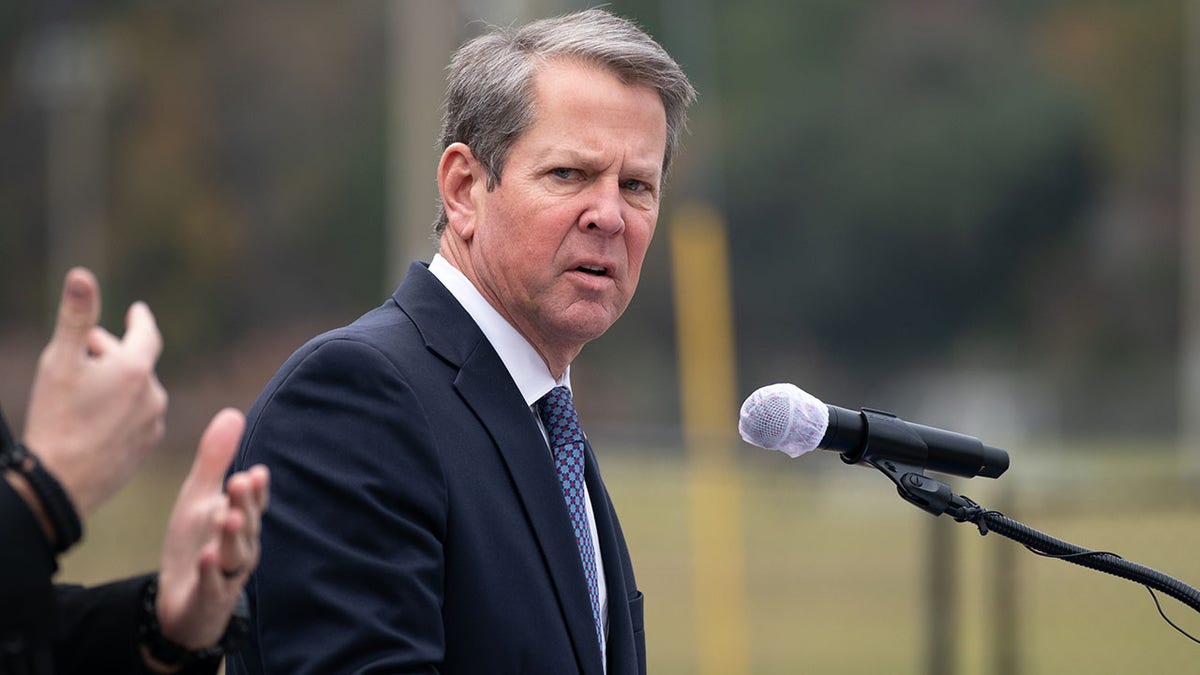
top-left (842, 409), bottom-right (974, 516)
top-left (864, 456), bottom-right (956, 517)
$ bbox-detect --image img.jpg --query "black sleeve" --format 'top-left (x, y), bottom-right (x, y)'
top-left (0, 410), bottom-right (219, 675)
top-left (2, 482), bottom-right (219, 675)
top-left (54, 576), bottom-right (226, 675)
top-left (53, 575), bottom-right (156, 675)
top-left (0, 476), bottom-right (58, 673)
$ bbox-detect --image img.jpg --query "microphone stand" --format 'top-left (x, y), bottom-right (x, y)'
top-left (862, 456), bottom-right (1200, 615)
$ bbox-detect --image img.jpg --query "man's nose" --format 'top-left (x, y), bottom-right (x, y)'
top-left (580, 180), bottom-right (625, 236)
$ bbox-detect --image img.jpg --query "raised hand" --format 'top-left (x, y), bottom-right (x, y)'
top-left (155, 408), bottom-right (270, 650)
top-left (23, 267), bottom-right (168, 516)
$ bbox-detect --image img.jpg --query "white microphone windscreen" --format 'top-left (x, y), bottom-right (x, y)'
top-left (738, 383), bottom-right (829, 458)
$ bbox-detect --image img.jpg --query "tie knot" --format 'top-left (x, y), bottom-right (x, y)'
top-left (539, 385), bottom-right (571, 413)
top-left (537, 386), bottom-right (582, 447)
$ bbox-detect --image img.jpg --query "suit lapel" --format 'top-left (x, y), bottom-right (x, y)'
top-left (455, 360), bottom-right (604, 675)
top-left (395, 263), bottom-right (605, 675)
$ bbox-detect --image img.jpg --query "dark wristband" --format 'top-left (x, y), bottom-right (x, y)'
top-left (137, 576), bottom-right (249, 671)
top-left (0, 441), bottom-right (83, 554)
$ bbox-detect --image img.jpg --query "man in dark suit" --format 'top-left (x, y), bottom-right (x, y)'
top-left (228, 9), bottom-right (694, 674)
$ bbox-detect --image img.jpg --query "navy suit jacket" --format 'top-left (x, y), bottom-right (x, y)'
top-left (227, 262), bottom-right (646, 675)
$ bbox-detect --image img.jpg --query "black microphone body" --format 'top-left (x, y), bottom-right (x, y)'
top-left (822, 404), bottom-right (1009, 479)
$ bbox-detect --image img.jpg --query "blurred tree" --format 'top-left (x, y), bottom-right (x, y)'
top-left (716, 1), bottom-right (1093, 379)
top-left (101, 4), bottom-right (387, 373)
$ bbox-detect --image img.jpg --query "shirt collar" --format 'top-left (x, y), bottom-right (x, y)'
top-left (428, 254), bottom-right (569, 406)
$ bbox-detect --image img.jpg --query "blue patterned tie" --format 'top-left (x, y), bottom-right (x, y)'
top-left (537, 386), bottom-right (603, 652)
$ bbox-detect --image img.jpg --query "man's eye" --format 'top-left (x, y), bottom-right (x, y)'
top-left (551, 168), bottom-right (576, 179)
top-left (622, 179), bottom-right (647, 192)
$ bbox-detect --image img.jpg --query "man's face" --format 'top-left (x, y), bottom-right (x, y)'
top-left (466, 58), bottom-right (667, 367)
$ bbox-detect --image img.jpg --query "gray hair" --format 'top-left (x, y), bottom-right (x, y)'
top-left (433, 8), bottom-right (696, 236)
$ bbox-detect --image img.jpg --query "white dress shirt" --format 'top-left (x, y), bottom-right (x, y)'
top-left (428, 254), bottom-right (609, 668)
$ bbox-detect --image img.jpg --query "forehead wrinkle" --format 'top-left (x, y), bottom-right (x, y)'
top-left (521, 61), bottom-right (666, 181)
top-left (541, 146), bottom-right (611, 173)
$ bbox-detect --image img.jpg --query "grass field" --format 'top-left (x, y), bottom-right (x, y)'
top-left (59, 439), bottom-right (1200, 674)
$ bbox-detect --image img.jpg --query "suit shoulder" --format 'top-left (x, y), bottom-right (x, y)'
top-left (240, 301), bottom-right (442, 441)
top-left (274, 301), bottom-right (427, 375)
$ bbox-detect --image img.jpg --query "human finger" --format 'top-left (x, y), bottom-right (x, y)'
top-left (201, 491), bottom-right (257, 584)
top-left (49, 267), bottom-right (101, 356)
top-left (246, 465), bottom-right (270, 512)
top-left (185, 409), bottom-right (246, 496)
top-left (226, 472), bottom-right (262, 544)
top-left (120, 301), bottom-right (163, 366)
top-left (216, 507), bottom-right (255, 580)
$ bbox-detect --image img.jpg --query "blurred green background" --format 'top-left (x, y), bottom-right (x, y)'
top-left (2, 0), bottom-right (1199, 672)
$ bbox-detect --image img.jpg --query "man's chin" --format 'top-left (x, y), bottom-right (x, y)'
top-left (552, 304), bottom-right (623, 343)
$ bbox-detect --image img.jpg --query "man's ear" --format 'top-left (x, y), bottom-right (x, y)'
top-left (438, 142), bottom-right (484, 241)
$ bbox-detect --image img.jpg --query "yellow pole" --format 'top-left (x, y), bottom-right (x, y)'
top-left (669, 201), bottom-right (749, 675)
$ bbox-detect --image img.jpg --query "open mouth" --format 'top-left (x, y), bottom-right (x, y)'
top-left (576, 265), bottom-right (608, 277)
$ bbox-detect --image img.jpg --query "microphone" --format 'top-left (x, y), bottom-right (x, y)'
top-left (739, 383), bottom-right (1009, 479)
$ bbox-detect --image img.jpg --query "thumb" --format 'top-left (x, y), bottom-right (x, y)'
top-left (185, 408), bottom-right (246, 495)
top-left (50, 267), bottom-right (101, 354)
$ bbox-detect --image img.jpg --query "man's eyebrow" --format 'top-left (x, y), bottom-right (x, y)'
top-left (538, 147), bottom-right (602, 166)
